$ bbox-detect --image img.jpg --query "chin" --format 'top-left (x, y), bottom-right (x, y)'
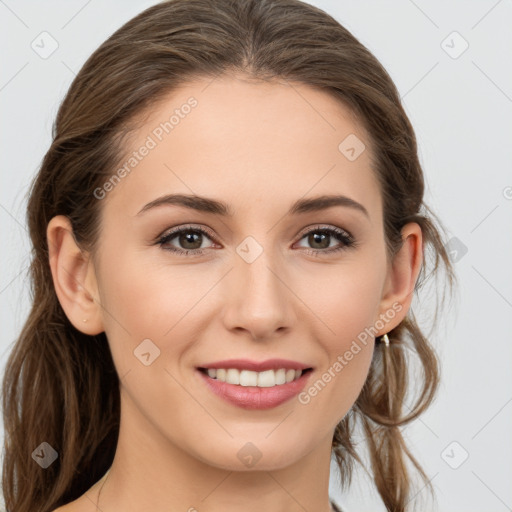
top-left (192, 437), bottom-right (306, 472)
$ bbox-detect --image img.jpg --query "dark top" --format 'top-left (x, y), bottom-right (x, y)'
top-left (330, 499), bottom-right (343, 512)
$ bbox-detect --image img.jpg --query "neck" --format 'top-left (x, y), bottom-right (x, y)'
top-left (96, 389), bottom-right (336, 512)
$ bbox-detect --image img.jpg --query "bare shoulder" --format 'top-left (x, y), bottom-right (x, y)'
top-left (50, 472), bottom-right (107, 512)
top-left (50, 502), bottom-right (79, 512)
top-left (50, 495), bottom-right (94, 512)
top-left (49, 471), bottom-right (107, 512)
top-left (50, 505), bottom-right (73, 512)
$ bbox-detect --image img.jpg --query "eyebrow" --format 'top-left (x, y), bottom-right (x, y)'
top-left (136, 193), bottom-right (370, 219)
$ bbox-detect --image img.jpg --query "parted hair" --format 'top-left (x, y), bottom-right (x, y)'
top-left (2, 1), bottom-right (456, 510)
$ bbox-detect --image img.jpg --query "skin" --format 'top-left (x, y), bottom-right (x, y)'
top-left (48, 74), bottom-right (422, 512)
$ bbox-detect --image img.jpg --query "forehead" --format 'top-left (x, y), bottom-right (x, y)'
top-left (101, 74), bottom-right (380, 222)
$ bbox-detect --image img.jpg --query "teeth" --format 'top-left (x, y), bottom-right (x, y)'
top-left (204, 368), bottom-right (305, 387)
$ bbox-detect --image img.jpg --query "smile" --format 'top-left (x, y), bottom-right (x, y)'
top-left (196, 367), bottom-right (313, 410)
top-left (199, 367), bottom-right (310, 387)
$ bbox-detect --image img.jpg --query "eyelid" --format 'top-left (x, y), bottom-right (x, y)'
top-left (295, 223), bottom-right (354, 241)
top-left (157, 223), bottom-right (353, 245)
top-left (156, 222), bottom-right (357, 256)
top-left (157, 223), bottom-right (218, 242)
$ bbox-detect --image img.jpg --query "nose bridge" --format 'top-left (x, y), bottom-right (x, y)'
top-left (222, 234), bottom-right (295, 339)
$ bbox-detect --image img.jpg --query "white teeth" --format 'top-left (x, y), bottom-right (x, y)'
top-left (226, 368), bottom-right (240, 385)
top-left (285, 369), bottom-right (296, 383)
top-left (203, 368), bottom-right (305, 387)
top-left (240, 370), bottom-right (258, 386)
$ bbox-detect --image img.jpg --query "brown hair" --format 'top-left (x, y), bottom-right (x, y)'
top-left (2, 0), bottom-right (456, 510)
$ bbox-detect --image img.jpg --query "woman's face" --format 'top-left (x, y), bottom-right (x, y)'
top-left (77, 75), bottom-right (414, 471)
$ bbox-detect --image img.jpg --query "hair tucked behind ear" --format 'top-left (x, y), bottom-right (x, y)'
top-left (2, 0), bottom-right (456, 511)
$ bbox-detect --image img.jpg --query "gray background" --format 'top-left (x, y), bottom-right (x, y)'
top-left (1, 1), bottom-right (511, 511)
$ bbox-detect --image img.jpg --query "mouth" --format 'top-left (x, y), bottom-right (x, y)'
top-left (197, 367), bottom-right (313, 387)
top-left (196, 366), bottom-right (314, 410)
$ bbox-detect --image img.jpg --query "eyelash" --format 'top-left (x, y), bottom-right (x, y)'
top-left (156, 223), bottom-right (356, 258)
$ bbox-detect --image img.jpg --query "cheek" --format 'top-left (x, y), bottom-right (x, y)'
top-left (295, 257), bottom-right (383, 418)
top-left (98, 249), bottom-right (200, 331)
top-left (95, 247), bottom-right (216, 376)
top-left (301, 253), bottom-right (385, 345)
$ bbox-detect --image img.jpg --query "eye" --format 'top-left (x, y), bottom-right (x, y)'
top-left (156, 223), bottom-right (356, 257)
top-left (295, 225), bottom-right (355, 256)
top-left (157, 224), bottom-right (217, 257)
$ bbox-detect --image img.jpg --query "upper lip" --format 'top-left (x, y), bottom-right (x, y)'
top-left (197, 358), bottom-right (313, 372)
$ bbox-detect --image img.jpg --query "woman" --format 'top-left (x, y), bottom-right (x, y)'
top-left (1, 0), bottom-right (456, 511)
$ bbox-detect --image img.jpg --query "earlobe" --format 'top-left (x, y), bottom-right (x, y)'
top-left (47, 215), bottom-right (104, 335)
top-left (376, 222), bottom-right (423, 335)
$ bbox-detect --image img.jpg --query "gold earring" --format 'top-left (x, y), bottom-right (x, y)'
top-left (380, 333), bottom-right (390, 346)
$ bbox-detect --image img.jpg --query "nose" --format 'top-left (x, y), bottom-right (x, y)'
top-left (221, 244), bottom-right (296, 341)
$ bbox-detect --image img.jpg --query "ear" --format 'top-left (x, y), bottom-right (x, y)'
top-left (375, 222), bottom-right (423, 335)
top-left (47, 215), bottom-right (104, 335)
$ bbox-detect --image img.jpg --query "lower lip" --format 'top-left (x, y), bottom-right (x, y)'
top-left (197, 369), bottom-right (312, 410)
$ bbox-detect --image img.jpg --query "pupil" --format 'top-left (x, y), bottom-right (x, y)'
top-left (180, 231), bottom-right (201, 249)
top-left (310, 232), bottom-right (329, 249)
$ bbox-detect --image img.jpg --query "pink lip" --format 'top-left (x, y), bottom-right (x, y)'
top-left (196, 367), bottom-right (313, 410)
top-left (197, 358), bottom-right (312, 372)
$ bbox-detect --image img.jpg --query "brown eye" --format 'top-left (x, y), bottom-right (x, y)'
top-left (295, 226), bottom-right (355, 255)
top-left (175, 230), bottom-right (204, 250)
top-left (306, 231), bottom-right (331, 249)
top-left (156, 224), bottom-right (355, 258)
top-left (157, 225), bottom-right (217, 256)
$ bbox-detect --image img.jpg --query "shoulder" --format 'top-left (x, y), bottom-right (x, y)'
top-left (50, 472), bottom-right (107, 512)
top-left (50, 504), bottom-right (77, 512)
top-left (50, 496), bottom-right (91, 512)
top-left (51, 504), bottom-right (71, 512)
